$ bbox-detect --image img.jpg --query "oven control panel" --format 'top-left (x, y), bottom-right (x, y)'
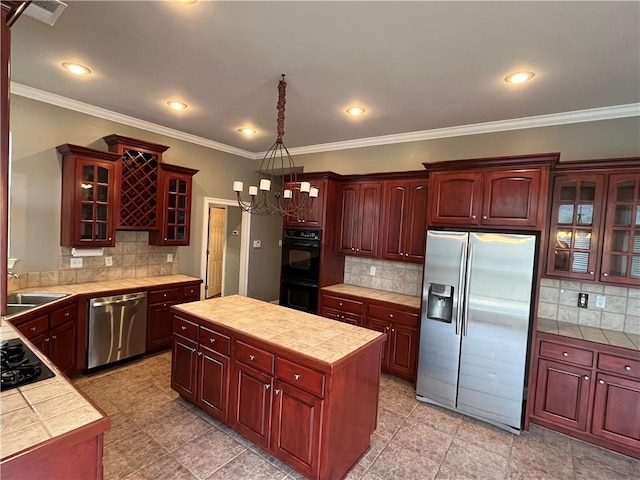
top-left (283, 229), bottom-right (322, 241)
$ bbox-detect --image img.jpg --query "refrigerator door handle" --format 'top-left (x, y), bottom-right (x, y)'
top-left (463, 241), bottom-right (473, 337)
top-left (456, 243), bottom-right (466, 336)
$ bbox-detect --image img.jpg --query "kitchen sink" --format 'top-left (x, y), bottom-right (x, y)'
top-left (5, 304), bottom-right (38, 316)
top-left (6, 292), bottom-right (68, 305)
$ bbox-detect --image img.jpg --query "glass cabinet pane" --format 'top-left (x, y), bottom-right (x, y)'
top-left (616, 180), bottom-right (635, 202)
top-left (609, 256), bottom-right (628, 277)
top-left (81, 204), bottom-right (94, 221)
top-left (81, 185), bottom-right (94, 201)
top-left (82, 165), bottom-right (94, 182)
top-left (572, 252), bottom-right (589, 273)
top-left (578, 182), bottom-right (596, 201)
top-left (97, 186), bottom-right (108, 203)
top-left (178, 180), bottom-right (187, 194)
top-left (574, 231), bottom-right (591, 249)
top-left (614, 206), bottom-right (632, 226)
top-left (560, 182), bottom-right (576, 201)
top-left (553, 251), bottom-right (571, 271)
top-left (556, 230), bottom-right (572, 248)
top-left (576, 205), bottom-right (593, 225)
top-left (80, 223), bottom-right (92, 240)
top-left (557, 205), bottom-right (574, 224)
top-left (178, 196), bottom-right (186, 209)
top-left (95, 223), bottom-right (107, 240)
top-left (97, 166), bottom-right (109, 184)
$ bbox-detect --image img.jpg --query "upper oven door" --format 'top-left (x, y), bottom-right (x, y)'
top-left (281, 240), bottom-right (321, 282)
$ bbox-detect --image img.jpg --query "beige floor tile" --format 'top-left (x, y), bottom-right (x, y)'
top-left (375, 406), bottom-right (406, 439)
top-left (570, 438), bottom-right (640, 477)
top-left (435, 437), bottom-right (508, 479)
top-left (144, 407), bottom-right (214, 452)
top-left (378, 386), bottom-right (418, 417)
top-left (357, 433), bottom-right (389, 469)
top-left (205, 450), bottom-right (288, 480)
top-left (454, 416), bottom-right (514, 459)
top-left (103, 430), bottom-right (168, 480)
top-left (123, 454), bottom-right (197, 480)
top-left (369, 441), bottom-right (440, 480)
top-left (392, 421), bottom-right (453, 463)
top-left (406, 402), bottom-right (464, 435)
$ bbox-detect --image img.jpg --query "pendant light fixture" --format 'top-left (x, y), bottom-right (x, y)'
top-left (233, 75), bottom-right (318, 217)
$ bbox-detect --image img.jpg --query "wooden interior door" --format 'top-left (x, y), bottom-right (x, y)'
top-left (207, 207), bottom-right (225, 298)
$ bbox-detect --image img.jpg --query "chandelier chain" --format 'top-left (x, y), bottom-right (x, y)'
top-left (276, 74), bottom-right (286, 141)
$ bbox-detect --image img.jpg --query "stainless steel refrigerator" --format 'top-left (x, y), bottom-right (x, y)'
top-left (416, 230), bottom-right (537, 433)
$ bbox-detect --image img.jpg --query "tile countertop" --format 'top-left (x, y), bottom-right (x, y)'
top-left (321, 283), bottom-right (421, 310)
top-left (3, 275), bottom-right (201, 324)
top-left (173, 295), bottom-right (385, 365)
top-left (537, 317), bottom-right (640, 351)
top-left (0, 323), bottom-right (108, 461)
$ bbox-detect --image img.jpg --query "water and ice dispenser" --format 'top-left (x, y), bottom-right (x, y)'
top-left (426, 283), bottom-right (454, 322)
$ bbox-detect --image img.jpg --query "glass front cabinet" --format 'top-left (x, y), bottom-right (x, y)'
top-left (57, 144), bottom-right (121, 248)
top-left (149, 163), bottom-right (198, 246)
top-left (546, 162), bottom-right (639, 286)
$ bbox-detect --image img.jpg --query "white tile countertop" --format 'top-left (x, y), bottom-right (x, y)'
top-left (321, 283), bottom-right (421, 310)
top-left (0, 323), bottom-right (108, 461)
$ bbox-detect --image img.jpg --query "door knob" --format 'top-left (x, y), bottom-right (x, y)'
top-left (274, 389), bottom-right (280, 395)
top-left (294, 374), bottom-right (301, 380)
top-left (264, 384), bottom-right (271, 390)
top-left (210, 338), bottom-right (215, 343)
top-left (583, 376), bottom-right (589, 381)
top-left (249, 355), bottom-right (255, 361)
top-left (599, 380), bottom-right (605, 384)
top-left (625, 366), bottom-right (631, 371)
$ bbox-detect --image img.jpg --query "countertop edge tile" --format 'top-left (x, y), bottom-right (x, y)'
top-left (537, 318), bottom-right (640, 351)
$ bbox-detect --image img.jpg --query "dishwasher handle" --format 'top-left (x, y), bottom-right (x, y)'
top-left (91, 293), bottom-right (147, 308)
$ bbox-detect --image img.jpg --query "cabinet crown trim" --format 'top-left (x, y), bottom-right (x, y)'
top-left (55, 143), bottom-right (121, 161)
top-left (102, 134), bottom-right (170, 153)
top-left (422, 152), bottom-right (559, 172)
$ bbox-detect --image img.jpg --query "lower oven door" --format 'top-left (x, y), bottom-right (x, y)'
top-left (281, 241), bottom-right (321, 282)
top-left (280, 279), bottom-right (318, 314)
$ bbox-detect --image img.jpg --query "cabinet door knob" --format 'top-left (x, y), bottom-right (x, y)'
top-left (602, 273), bottom-right (609, 277)
top-left (389, 314), bottom-right (394, 318)
top-left (471, 214), bottom-right (477, 219)
top-left (274, 389), bottom-right (280, 395)
top-left (164, 237), bottom-right (168, 241)
top-left (599, 379), bottom-right (605, 384)
top-left (356, 248), bottom-right (360, 252)
top-left (294, 374), bottom-right (300, 380)
top-left (482, 215), bottom-right (487, 220)
top-left (589, 271), bottom-right (594, 275)
top-left (391, 328), bottom-right (395, 332)
top-left (249, 354), bottom-right (255, 361)
top-left (197, 351), bottom-right (202, 356)
top-left (351, 247), bottom-right (355, 251)
top-left (45, 337), bottom-right (50, 342)
top-left (64, 312), bottom-right (70, 317)
top-left (30, 326), bottom-right (37, 331)
top-left (339, 302), bottom-right (343, 306)
top-left (210, 338), bottom-right (215, 343)
top-left (264, 384), bottom-right (271, 390)
top-left (625, 366), bottom-right (631, 371)
top-left (583, 376), bottom-right (589, 381)
top-left (181, 326), bottom-right (187, 330)
top-left (108, 237), bottom-right (112, 241)
top-left (51, 335), bottom-right (56, 340)
top-left (562, 352), bottom-right (568, 357)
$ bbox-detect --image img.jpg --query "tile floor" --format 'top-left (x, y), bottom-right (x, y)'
top-left (74, 352), bottom-right (640, 480)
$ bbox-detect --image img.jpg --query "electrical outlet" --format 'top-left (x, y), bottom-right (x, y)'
top-left (577, 292), bottom-right (588, 308)
top-left (105, 256), bottom-right (113, 267)
top-left (370, 266), bottom-right (376, 276)
top-left (70, 258), bottom-right (83, 269)
top-left (596, 295), bottom-right (606, 308)
top-left (167, 254), bottom-right (173, 263)
top-left (278, 239), bottom-right (282, 247)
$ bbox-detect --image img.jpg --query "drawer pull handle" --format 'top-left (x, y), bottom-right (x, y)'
top-left (264, 384), bottom-right (270, 390)
top-left (163, 293), bottom-right (167, 297)
top-left (390, 314), bottom-right (394, 318)
top-left (562, 352), bottom-right (568, 357)
top-left (210, 338), bottom-right (216, 343)
top-left (294, 374), bottom-right (300, 380)
top-left (197, 351), bottom-right (202, 356)
top-left (584, 376), bottom-right (589, 381)
top-left (51, 335), bottom-right (56, 340)
top-left (599, 380), bottom-right (605, 384)
top-left (625, 366), bottom-right (631, 371)
top-left (64, 312), bottom-right (70, 317)
top-left (44, 337), bottom-right (50, 342)
top-left (30, 327), bottom-right (37, 331)
top-left (339, 302), bottom-right (343, 306)
top-left (274, 389), bottom-right (280, 395)
top-left (249, 355), bottom-right (255, 361)
top-left (181, 326), bottom-right (187, 330)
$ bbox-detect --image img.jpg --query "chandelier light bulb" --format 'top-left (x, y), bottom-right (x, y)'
top-left (259, 179), bottom-right (271, 191)
top-left (233, 181), bottom-right (244, 192)
top-left (309, 187), bottom-right (319, 198)
top-left (248, 186), bottom-right (258, 196)
top-left (284, 189), bottom-right (292, 199)
top-left (300, 182), bottom-right (311, 193)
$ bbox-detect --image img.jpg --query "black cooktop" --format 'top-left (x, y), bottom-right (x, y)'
top-left (0, 339), bottom-right (55, 391)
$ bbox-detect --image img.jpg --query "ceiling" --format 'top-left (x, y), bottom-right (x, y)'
top-left (10, 1), bottom-right (640, 156)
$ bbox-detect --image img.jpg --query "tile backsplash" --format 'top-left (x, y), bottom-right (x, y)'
top-left (538, 277), bottom-right (640, 334)
top-left (7, 231), bottom-right (178, 292)
top-left (344, 256), bottom-right (423, 297)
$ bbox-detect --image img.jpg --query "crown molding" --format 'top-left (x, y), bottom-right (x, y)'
top-left (282, 103), bottom-right (640, 158)
top-left (11, 83), bottom-right (638, 161)
top-left (10, 83), bottom-right (256, 159)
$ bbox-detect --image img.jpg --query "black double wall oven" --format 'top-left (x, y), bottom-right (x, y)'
top-left (280, 228), bottom-right (321, 313)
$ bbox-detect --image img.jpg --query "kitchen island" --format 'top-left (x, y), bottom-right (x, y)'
top-left (170, 295), bottom-right (386, 480)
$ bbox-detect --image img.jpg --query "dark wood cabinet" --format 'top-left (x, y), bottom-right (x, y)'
top-left (545, 161), bottom-right (639, 286)
top-left (171, 335), bottom-right (198, 402)
top-left (233, 362), bottom-right (274, 449)
top-left (530, 333), bottom-right (640, 459)
top-left (147, 282), bottom-right (201, 353)
top-left (338, 182), bottom-right (381, 256)
top-left (13, 302), bottom-right (79, 375)
top-left (424, 154), bottom-right (557, 230)
top-left (57, 144), bottom-right (121, 248)
top-left (198, 345), bottom-right (230, 421)
top-left (366, 303), bottom-right (419, 381)
top-left (283, 179), bottom-right (326, 228)
top-left (318, 292), bottom-right (364, 326)
top-left (149, 163), bottom-right (198, 246)
top-left (271, 380), bottom-right (322, 478)
top-left (380, 178), bottom-right (429, 263)
top-left (103, 134), bottom-right (169, 230)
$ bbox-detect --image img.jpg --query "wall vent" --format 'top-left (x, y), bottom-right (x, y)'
top-left (24, 0), bottom-right (68, 26)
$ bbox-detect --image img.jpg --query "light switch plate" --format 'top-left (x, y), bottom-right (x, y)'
top-left (370, 266), bottom-right (376, 276)
top-left (70, 258), bottom-right (83, 269)
top-left (105, 256), bottom-right (113, 267)
top-left (253, 240), bottom-right (262, 248)
top-left (167, 254), bottom-right (173, 263)
top-left (596, 295), bottom-right (606, 308)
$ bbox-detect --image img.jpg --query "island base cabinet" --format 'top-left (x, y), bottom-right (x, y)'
top-left (171, 336), bottom-right (198, 402)
top-left (272, 380), bottom-right (322, 479)
top-left (197, 347), bottom-right (229, 422)
top-left (232, 364), bottom-right (273, 449)
top-left (592, 373), bottom-right (640, 451)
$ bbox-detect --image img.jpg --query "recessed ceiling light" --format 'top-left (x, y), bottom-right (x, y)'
top-left (62, 62), bottom-right (91, 76)
top-left (504, 71), bottom-right (535, 84)
top-left (167, 100), bottom-right (188, 111)
top-left (238, 128), bottom-right (256, 136)
top-left (346, 106), bottom-right (366, 116)
top-left (173, 0), bottom-right (197, 4)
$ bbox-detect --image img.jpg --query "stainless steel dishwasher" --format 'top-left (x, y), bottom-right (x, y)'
top-left (87, 292), bottom-right (147, 371)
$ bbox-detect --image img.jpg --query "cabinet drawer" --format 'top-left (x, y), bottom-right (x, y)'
top-left (235, 341), bottom-right (274, 375)
top-left (368, 304), bottom-right (418, 326)
top-left (539, 340), bottom-right (593, 367)
top-left (149, 288), bottom-right (180, 304)
top-left (182, 285), bottom-right (200, 302)
top-left (16, 315), bottom-right (49, 339)
top-left (598, 353), bottom-right (640, 380)
top-left (172, 315), bottom-right (198, 341)
top-left (199, 326), bottom-right (230, 356)
top-left (321, 294), bottom-right (363, 315)
top-left (49, 303), bottom-right (76, 328)
top-left (276, 357), bottom-right (325, 398)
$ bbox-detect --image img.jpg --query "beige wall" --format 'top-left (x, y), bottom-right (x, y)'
top-left (9, 96), bottom-right (283, 302)
top-left (223, 206), bottom-right (242, 296)
top-left (293, 117), bottom-right (640, 175)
